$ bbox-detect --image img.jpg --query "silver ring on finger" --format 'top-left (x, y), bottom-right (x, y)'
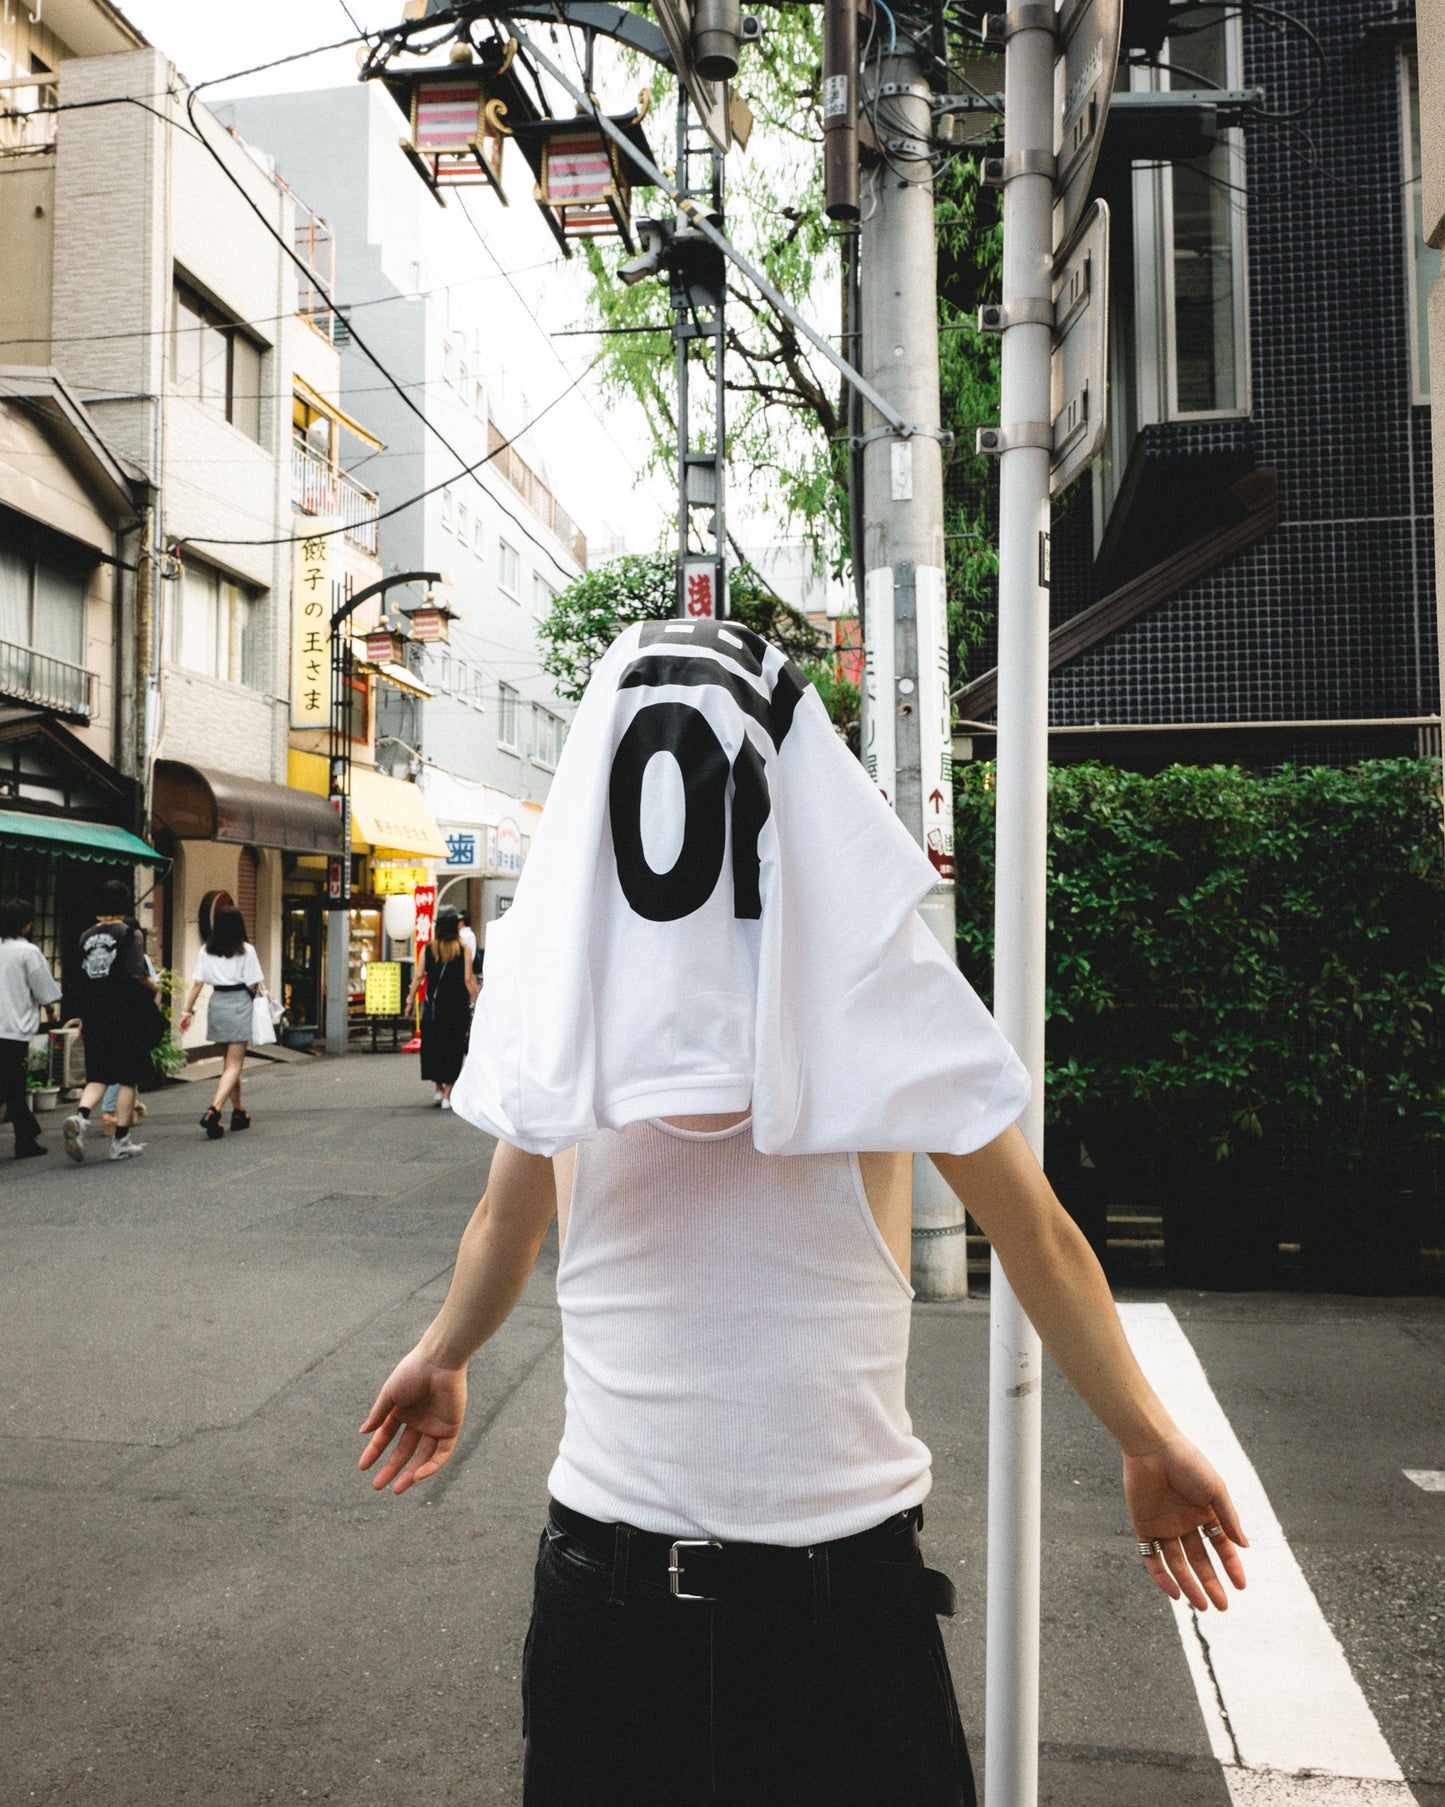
top-left (1199, 1523), bottom-right (1226, 1541)
top-left (1137, 1539), bottom-right (1165, 1558)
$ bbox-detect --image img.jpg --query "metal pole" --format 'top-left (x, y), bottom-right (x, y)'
top-left (857, 48), bottom-right (964, 1300)
top-left (985, 7), bottom-right (1055, 1803)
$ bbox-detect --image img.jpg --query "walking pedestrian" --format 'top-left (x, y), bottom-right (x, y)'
top-left (178, 904), bottom-right (266, 1139)
top-left (403, 905), bottom-right (478, 1110)
top-left (359, 624), bottom-right (1249, 1807)
top-left (62, 878), bottom-right (155, 1163)
top-left (0, 897), bottom-right (61, 1160)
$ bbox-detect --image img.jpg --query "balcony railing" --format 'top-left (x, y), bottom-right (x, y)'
top-left (292, 441), bottom-right (381, 557)
top-left (0, 640), bottom-right (95, 719)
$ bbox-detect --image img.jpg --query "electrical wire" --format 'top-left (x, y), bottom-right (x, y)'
top-left (182, 357), bottom-right (595, 553)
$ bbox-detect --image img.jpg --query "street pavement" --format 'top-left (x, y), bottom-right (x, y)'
top-left (2, 1053), bottom-right (1442, 1806)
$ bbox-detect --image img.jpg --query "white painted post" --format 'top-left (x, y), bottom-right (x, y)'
top-left (984, 3), bottom-right (1056, 1802)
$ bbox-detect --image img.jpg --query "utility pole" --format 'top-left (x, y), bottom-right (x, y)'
top-left (858, 42), bottom-right (964, 1300)
top-left (981, 4), bottom-right (1054, 1795)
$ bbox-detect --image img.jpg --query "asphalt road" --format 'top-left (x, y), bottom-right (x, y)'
top-left (2, 1053), bottom-right (1441, 1806)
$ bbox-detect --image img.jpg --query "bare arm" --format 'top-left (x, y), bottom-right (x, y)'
top-left (932, 1125), bottom-right (1248, 1610)
top-left (177, 980), bottom-right (203, 1030)
top-left (358, 1141), bottom-right (557, 1494)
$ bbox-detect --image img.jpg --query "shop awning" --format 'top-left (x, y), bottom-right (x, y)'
top-left (349, 765), bottom-right (448, 859)
top-left (0, 809), bottom-right (162, 864)
top-left (293, 376), bottom-right (386, 452)
top-left (152, 760), bottom-right (344, 855)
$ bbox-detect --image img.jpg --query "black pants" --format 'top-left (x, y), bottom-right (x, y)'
top-left (521, 1505), bottom-right (976, 1807)
top-left (0, 1040), bottom-right (40, 1151)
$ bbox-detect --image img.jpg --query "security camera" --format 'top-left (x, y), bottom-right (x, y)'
top-left (618, 218), bottom-right (671, 287)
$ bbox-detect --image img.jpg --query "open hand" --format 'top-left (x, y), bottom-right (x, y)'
top-left (1124, 1432), bottom-right (1248, 1611)
top-left (358, 1348), bottom-right (467, 1495)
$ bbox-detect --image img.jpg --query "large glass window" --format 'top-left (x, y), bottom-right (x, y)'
top-left (531, 706), bottom-right (564, 768)
top-left (172, 279), bottom-right (264, 441)
top-left (169, 559), bottom-right (262, 688)
top-left (0, 545), bottom-right (86, 666)
top-left (1155, 13), bottom-right (1245, 413)
top-left (1403, 47), bottom-right (1440, 402)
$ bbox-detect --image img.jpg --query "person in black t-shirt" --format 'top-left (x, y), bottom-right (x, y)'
top-left (62, 878), bottom-right (157, 1164)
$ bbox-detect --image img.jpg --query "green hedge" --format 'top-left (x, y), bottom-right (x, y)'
top-left (954, 760), bottom-right (1445, 1178)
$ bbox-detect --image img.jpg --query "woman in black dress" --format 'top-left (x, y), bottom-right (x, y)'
top-left (404, 907), bottom-right (479, 1110)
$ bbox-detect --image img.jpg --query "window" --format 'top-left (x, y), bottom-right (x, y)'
top-left (172, 280), bottom-right (264, 441)
top-left (1095, 11), bottom-right (1249, 529)
top-left (473, 513), bottom-right (486, 557)
top-left (532, 573), bottom-right (557, 620)
top-left (457, 502), bottom-right (470, 543)
top-left (498, 681), bottom-right (520, 749)
top-left (443, 335), bottom-right (460, 388)
top-left (441, 487), bottom-right (456, 533)
top-left (168, 559), bottom-right (262, 688)
top-left (532, 706), bottom-right (564, 768)
top-left (0, 546), bottom-right (86, 667)
top-left (1403, 48), bottom-right (1440, 402)
top-left (499, 539), bottom-right (521, 598)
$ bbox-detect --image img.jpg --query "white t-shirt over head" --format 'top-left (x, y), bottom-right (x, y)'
top-left (451, 619), bottom-right (1029, 1156)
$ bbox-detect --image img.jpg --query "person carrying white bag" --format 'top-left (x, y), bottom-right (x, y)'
top-left (178, 904), bottom-right (272, 1139)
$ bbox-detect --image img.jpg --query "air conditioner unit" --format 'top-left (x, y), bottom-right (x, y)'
top-left (48, 1023), bottom-right (86, 1095)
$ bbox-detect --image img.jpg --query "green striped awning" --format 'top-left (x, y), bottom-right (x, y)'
top-left (0, 810), bottom-right (163, 865)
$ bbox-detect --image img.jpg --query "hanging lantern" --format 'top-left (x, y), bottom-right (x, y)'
top-left (511, 97), bottom-right (656, 256)
top-left (383, 40), bottom-right (538, 205)
top-left (362, 628), bottom-right (409, 666)
top-left (401, 597), bottom-right (459, 643)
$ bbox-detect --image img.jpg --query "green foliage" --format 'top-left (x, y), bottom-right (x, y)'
top-left (954, 760), bottom-right (1445, 1174)
top-left (537, 552), bottom-right (825, 697)
top-left (151, 968), bottom-right (188, 1080)
top-left (936, 154), bottom-right (1003, 657)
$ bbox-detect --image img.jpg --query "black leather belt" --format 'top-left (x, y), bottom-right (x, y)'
top-left (211, 984), bottom-right (251, 993)
top-left (546, 1498), bottom-right (957, 1618)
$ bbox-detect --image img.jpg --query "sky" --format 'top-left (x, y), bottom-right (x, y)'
top-left (115, 0), bottom-right (676, 553)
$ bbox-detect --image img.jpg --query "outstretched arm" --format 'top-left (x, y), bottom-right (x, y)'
top-left (358, 1141), bottom-right (558, 1495)
top-left (932, 1125), bottom-right (1248, 1611)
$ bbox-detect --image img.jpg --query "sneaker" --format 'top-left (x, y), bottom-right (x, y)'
top-left (440, 1096), bottom-right (453, 1112)
top-left (108, 1136), bottom-right (145, 1161)
top-left (62, 1114), bottom-right (87, 1164)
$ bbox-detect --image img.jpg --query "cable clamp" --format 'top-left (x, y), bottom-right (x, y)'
top-left (876, 80), bottom-right (930, 100)
top-left (984, 3), bottom-right (1056, 40)
top-left (981, 149), bottom-right (1056, 187)
top-left (850, 423), bottom-right (955, 451)
top-left (977, 299), bottom-right (1053, 333)
top-left (976, 423), bottom-right (1053, 456)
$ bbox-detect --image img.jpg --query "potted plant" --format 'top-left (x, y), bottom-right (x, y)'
top-left (27, 1041), bottom-right (60, 1112)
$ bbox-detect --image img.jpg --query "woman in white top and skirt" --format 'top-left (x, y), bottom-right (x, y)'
top-left (178, 904), bottom-right (266, 1139)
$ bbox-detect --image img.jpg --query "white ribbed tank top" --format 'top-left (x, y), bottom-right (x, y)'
top-left (546, 1116), bottom-right (932, 1546)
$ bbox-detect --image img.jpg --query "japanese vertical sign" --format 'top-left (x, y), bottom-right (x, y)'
top-left (413, 883), bottom-right (436, 967)
top-left (682, 557), bottom-right (721, 620)
top-left (291, 524), bottom-right (336, 728)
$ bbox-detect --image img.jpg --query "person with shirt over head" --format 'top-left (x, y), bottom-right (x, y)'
top-left (403, 904), bottom-right (478, 1110)
top-left (358, 621), bottom-right (1250, 1807)
top-left (178, 904), bottom-right (266, 1138)
top-left (0, 897), bottom-right (62, 1160)
top-left (62, 878), bottom-right (155, 1164)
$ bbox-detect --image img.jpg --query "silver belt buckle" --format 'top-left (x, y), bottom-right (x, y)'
top-left (668, 1538), bottom-right (721, 1601)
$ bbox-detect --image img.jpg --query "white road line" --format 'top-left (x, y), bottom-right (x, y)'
top-left (1402, 1469), bottom-right (1445, 1493)
top-left (1118, 1303), bottom-right (1419, 1806)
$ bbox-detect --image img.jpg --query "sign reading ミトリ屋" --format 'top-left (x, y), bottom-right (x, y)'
top-left (291, 524), bottom-right (337, 728)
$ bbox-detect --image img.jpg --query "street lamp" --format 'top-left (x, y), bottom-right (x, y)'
top-left (322, 569), bottom-right (444, 1057)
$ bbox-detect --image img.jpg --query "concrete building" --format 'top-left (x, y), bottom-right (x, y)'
top-left (0, 0), bottom-right (347, 1018)
top-left (953, 0), bottom-right (1440, 776)
top-left (219, 80), bottom-right (585, 939)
